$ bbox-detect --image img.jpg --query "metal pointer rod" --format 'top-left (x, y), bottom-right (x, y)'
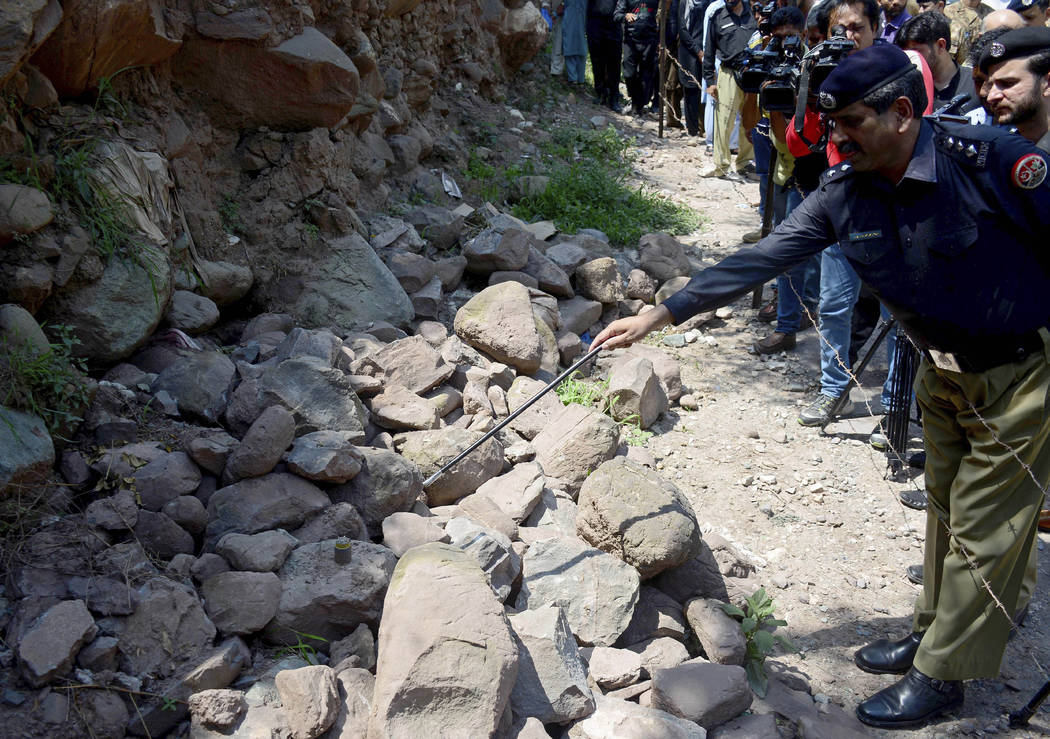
top-left (422, 343), bottom-right (606, 489)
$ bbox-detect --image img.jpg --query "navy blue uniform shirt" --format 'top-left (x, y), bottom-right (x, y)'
top-left (663, 118), bottom-right (1050, 357)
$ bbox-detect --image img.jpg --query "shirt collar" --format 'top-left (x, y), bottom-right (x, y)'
top-left (901, 120), bottom-right (937, 184)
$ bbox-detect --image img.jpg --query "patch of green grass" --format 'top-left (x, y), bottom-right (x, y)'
top-left (219, 195), bottom-right (244, 235)
top-left (0, 325), bottom-right (91, 439)
top-left (556, 371), bottom-right (609, 407)
top-left (512, 125), bottom-right (701, 245)
top-left (274, 630), bottom-right (329, 665)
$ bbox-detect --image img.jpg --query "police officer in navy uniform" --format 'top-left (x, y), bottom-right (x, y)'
top-left (592, 43), bottom-right (1050, 730)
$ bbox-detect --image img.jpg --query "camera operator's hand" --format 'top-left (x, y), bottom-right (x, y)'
top-left (590, 306), bottom-right (674, 351)
top-left (706, 84), bottom-right (718, 99)
top-left (626, 12), bottom-right (638, 21)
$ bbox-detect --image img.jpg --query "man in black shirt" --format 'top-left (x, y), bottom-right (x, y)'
top-left (588, 0), bottom-right (625, 111)
top-left (897, 11), bottom-right (980, 112)
top-left (615, 0), bottom-right (662, 115)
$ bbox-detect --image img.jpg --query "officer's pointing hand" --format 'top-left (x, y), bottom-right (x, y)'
top-left (590, 305), bottom-right (674, 351)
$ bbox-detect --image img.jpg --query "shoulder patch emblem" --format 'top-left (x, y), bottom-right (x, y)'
top-left (1012, 153), bottom-right (1047, 189)
top-left (819, 91), bottom-right (836, 110)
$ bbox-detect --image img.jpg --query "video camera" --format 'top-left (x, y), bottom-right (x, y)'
top-left (736, 34), bottom-right (805, 112)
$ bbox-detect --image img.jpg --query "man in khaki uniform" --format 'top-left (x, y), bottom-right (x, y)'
top-left (945, 0), bottom-right (993, 65)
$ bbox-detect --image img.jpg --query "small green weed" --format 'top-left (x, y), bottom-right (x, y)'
top-left (274, 630), bottom-right (329, 665)
top-left (219, 195), bottom-right (244, 234)
top-left (722, 587), bottom-right (797, 697)
top-left (0, 325), bottom-right (90, 438)
top-left (556, 371), bottom-right (608, 407)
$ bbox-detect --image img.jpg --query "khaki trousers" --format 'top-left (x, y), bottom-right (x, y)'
top-left (911, 331), bottom-right (1050, 680)
top-left (712, 65), bottom-right (753, 175)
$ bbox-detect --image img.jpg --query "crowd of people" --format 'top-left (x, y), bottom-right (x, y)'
top-left (560, 0), bottom-right (1050, 732)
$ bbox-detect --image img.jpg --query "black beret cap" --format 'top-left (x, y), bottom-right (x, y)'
top-left (978, 26), bottom-right (1050, 73)
top-left (817, 44), bottom-right (917, 113)
top-left (1006, 0), bottom-right (1048, 14)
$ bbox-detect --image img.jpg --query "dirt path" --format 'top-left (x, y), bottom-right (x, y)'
top-left (542, 98), bottom-right (1050, 736)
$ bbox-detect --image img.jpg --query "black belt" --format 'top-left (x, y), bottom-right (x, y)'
top-left (921, 330), bottom-right (1045, 374)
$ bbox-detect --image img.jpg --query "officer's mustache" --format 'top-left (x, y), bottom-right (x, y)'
top-left (838, 140), bottom-right (862, 155)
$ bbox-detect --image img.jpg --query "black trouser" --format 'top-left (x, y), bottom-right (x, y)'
top-left (682, 86), bottom-right (702, 135)
top-left (622, 36), bottom-right (658, 111)
top-left (588, 35), bottom-right (622, 104)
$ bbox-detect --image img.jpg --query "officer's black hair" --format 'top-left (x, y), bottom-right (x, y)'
top-left (967, 26), bottom-right (1012, 67)
top-left (826, 0), bottom-right (881, 33)
top-left (1028, 50), bottom-right (1050, 77)
top-left (771, 6), bottom-right (805, 29)
top-left (862, 68), bottom-right (928, 116)
top-left (895, 10), bottom-right (950, 48)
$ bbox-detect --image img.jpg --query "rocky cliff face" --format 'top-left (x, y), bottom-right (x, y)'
top-left (0, 0), bottom-right (547, 362)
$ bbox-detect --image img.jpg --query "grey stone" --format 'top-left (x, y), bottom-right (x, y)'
top-left (85, 489), bottom-right (138, 530)
top-left (617, 586), bottom-right (688, 647)
top-left (444, 517), bottom-right (520, 601)
top-left (67, 575), bottom-right (135, 616)
top-left (0, 408), bottom-right (54, 497)
top-left (18, 599), bottom-right (97, 687)
top-left (627, 268), bottom-right (657, 303)
top-left (166, 290), bottom-right (220, 334)
top-left (195, 260), bottom-right (253, 307)
top-left (274, 327), bottom-right (342, 366)
top-left (546, 242), bottom-right (591, 276)
top-left (184, 637), bottom-right (253, 693)
top-left (216, 530), bottom-right (298, 572)
top-left (128, 450), bottom-right (202, 511)
top-left (163, 495), bottom-right (209, 536)
top-left (456, 493), bottom-right (518, 541)
top-left (575, 257), bottom-right (624, 304)
top-left (291, 502), bottom-right (368, 544)
top-left (201, 571), bottom-right (282, 636)
top-left (119, 578), bottom-right (217, 678)
top-left (605, 356), bottom-right (668, 429)
top-left (370, 383), bottom-right (440, 430)
top-left (558, 296), bottom-right (604, 336)
top-left (192, 553), bottom-right (230, 582)
top-left (576, 458), bottom-right (702, 579)
top-left (685, 598), bottom-right (747, 666)
top-left (656, 276), bottom-right (691, 304)
top-left (284, 431), bottom-right (363, 484)
top-left (188, 430), bottom-right (238, 476)
top-left (625, 636), bottom-right (691, 678)
top-left (505, 376), bottom-right (563, 440)
top-left (524, 246), bottom-right (573, 297)
top-left (264, 540), bottom-right (397, 644)
top-left (523, 487), bottom-right (578, 537)
top-left (489, 270), bottom-right (539, 289)
top-left (134, 510), bottom-right (195, 560)
top-left (205, 473), bottom-right (330, 543)
top-left (463, 227), bottom-right (530, 274)
top-left (224, 405), bottom-right (296, 483)
top-left (366, 335), bottom-right (454, 394)
top-left (475, 462), bottom-right (545, 524)
top-left (533, 403), bottom-right (620, 493)
top-left (639, 233), bottom-right (692, 282)
top-left (433, 255), bottom-right (468, 291)
top-left (275, 665), bottom-right (340, 738)
top-left (367, 544), bottom-right (517, 738)
top-left (386, 250), bottom-right (435, 294)
top-left (515, 536), bottom-right (640, 646)
top-left (0, 184), bottom-right (52, 242)
top-left (396, 427), bottom-right (504, 506)
top-left (409, 275), bottom-right (443, 319)
top-left (454, 281), bottom-right (543, 374)
top-left (326, 668), bottom-right (374, 738)
top-left (189, 688), bottom-right (247, 730)
top-left (77, 635), bottom-right (120, 672)
top-left (708, 712), bottom-right (780, 738)
top-left (508, 605), bottom-right (594, 723)
top-left (330, 623), bottom-right (376, 672)
top-left (651, 662), bottom-right (753, 728)
top-left (588, 646), bottom-right (644, 689)
top-left (151, 350), bottom-right (237, 424)
top-left (331, 447), bottom-right (421, 536)
top-left (567, 694), bottom-right (707, 738)
top-left (380, 512), bottom-right (450, 557)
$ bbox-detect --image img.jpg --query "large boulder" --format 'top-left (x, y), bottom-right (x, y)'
top-left (283, 431), bottom-right (363, 484)
top-left (576, 458), bottom-right (701, 579)
top-left (172, 27), bottom-right (358, 130)
top-left (30, 0), bottom-right (181, 97)
top-left (499, 1), bottom-right (549, 70)
top-left (368, 544), bottom-right (518, 738)
top-left (119, 578), bottom-right (217, 678)
top-left (396, 428), bottom-right (503, 507)
top-left (462, 227), bottom-right (531, 275)
top-left (151, 350), bottom-right (237, 424)
top-left (574, 257), bottom-right (624, 305)
top-left (0, 184), bottom-right (52, 244)
top-left (650, 662), bottom-right (753, 729)
top-left (252, 232), bottom-right (413, 330)
top-left (200, 572), bottom-right (282, 636)
top-left (567, 694), bottom-right (707, 739)
top-left (639, 233), bottom-right (692, 282)
top-left (331, 447), bottom-right (421, 536)
top-left (0, 408), bottom-right (54, 498)
top-left (205, 473), bottom-right (330, 543)
top-left (18, 599), bottom-right (97, 687)
top-left (515, 536), bottom-right (640, 647)
top-left (604, 356), bottom-right (667, 429)
top-left (532, 403), bottom-right (620, 493)
top-left (444, 517), bottom-right (520, 602)
top-left (508, 605), bottom-right (594, 724)
top-left (223, 406), bottom-right (296, 483)
top-left (0, 0), bottom-right (62, 89)
top-left (263, 540), bottom-right (397, 644)
top-left (364, 335), bottom-right (454, 394)
top-left (454, 281), bottom-right (544, 374)
top-left (43, 246), bottom-right (173, 363)
top-left (275, 665), bottom-right (341, 739)
top-left (684, 598), bottom-right (747, 666)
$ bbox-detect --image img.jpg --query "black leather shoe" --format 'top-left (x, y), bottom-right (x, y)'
top-left (906, 564), bottom-right (923, 585)
top-left (856, 667), bottom-right (963, 729)
top-left (899, 488), bottom-right (928, 510)
top-left (855, 632), bottom-right (924, 674)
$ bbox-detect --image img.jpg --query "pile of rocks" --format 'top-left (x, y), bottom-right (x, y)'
top-left (1, 207), bottom-right (870, 736)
